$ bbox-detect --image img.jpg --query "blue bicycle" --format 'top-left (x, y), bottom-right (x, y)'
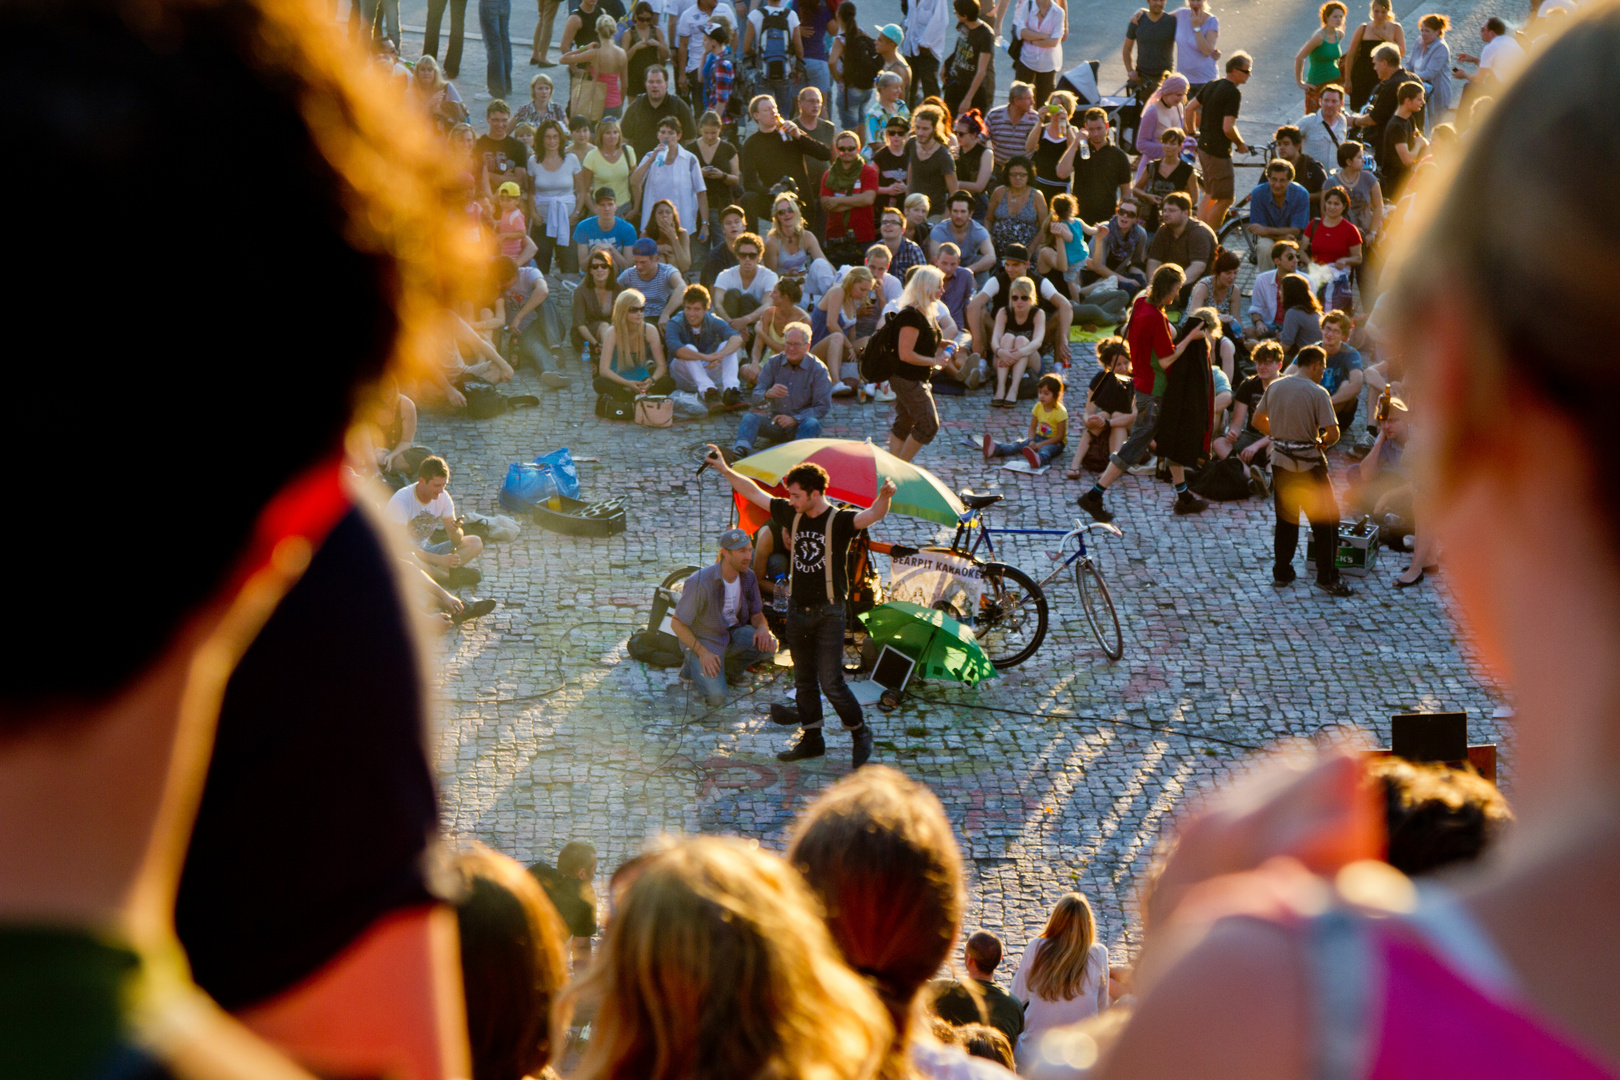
top-left (887, 490), bottom-right (1126, 667)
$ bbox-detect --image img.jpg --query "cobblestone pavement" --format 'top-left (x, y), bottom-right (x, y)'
top-left (419, 333), bottom-right (1511, 965)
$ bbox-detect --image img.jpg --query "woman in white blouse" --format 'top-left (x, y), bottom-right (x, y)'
top-left (1005, 0), bottom-right (1066, 107)
top-left (1009, 892), bottom-right (1111, 1070)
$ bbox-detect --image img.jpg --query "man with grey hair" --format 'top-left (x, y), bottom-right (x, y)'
top-left (1352, 41), bottom-right (1423, 160)
top-left (671, 528), bottom-right (778, 705)
top-left (986, 80), bottom-right (1037, 175)
top-left (731, 321), bottom-right (831, 458)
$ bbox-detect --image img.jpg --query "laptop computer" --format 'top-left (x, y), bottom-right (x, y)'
top-left (849, 645), bottom-right (917, 705)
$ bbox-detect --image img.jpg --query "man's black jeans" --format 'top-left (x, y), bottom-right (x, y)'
top-left (786, 601), bottom-right (864, 731)
top-left (424, 0), bottom-right (468, 76)
top-left (1273, 464), bottom-right (1341, 585)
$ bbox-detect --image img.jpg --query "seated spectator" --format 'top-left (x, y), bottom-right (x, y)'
top-left (1144, 192), bottom-right (1216, 306)
top-left (572, 248), bottom-right (623, 365)
top-left (1009, 893), bottom-right (1111, 1072)
top-left (984, 155), bottom-right (1046, 261)
top-left (596, 288), bottom-right (676, 400)
top-left (932, 245), bottom-right (981, 386)
top-left (713, 231), bottom-right (780, 331)
top-left (1244, 158), bottom-right (1310, 276)
top-left (1301, 187), bottom-right (1364, 312)
top-left (864, 71), bottom-right (911, 152)
top-left (812, 264), bottom-right (876, 393)
top-left (821, 127), bottom-right (881, 263)
top-left (573, 185), bottom-right (640, 270)
top-left (1132, 126), bottom-right (1199, 234)
top-left (734, 322), bottom-right (831, 457)
top-left (1212, 338), bottom-right (1284, 495)
top-left (930, 930), bottom-right (1027, 1049)
top-left (763, 192), bottom-right (832, 292)
top-left (642, 197), bottom-right (692, 274)
top-left (1372, 756), bottom-right (1512, 875)
top-left (1079, 197), bottom-right (1148, 318)
top-left (454, 845), bottom-right (571, 1080)
top-left (1065, 337), bottom-right (1137, 479)
top-left (431, 310), bottom-right (515, 405)
top-left (789, 766), bottom-right (1012, 1080)
top-left (665, 283), bottom-right (746, 408)
top-left (1273, 123), bottom-right (1327, 212)
top-left (700, 203), bottom-right (748, 286)
top-left (354, 377), bottom-right (431, 489)
top-left (966, 243), bottom-right (1074, 366)
top-left (1184, 246), bottom-right (1244, 341)
top-left (955, 1024), bottom-right (1016, 1071)
top-left (1305, 308), bottom-right (1364, 431)
top-left (986, 275), bottom-right (1046, 406)
top-left (565, 837), bottom-right (892, 1080)
top-left (617, 237), bottom-right (686, 325)
top-left (930, 191), bottom-right (996, 273)
top-left (386, 456), bottom-right (484, 588)
top-left (1348, 399), bottom-right (1412, 541)
top-left (904, 193), bottom-right (934, 249)
top-left (527, 841), bottom-right (600, 973)
top-left (494, 255), bottom-right (569, 389)
top-left (669, 528), bottom-right (778, 704)
top-left (1243, 239), bottom-right (1300, 342)
top-left (877, 206), bottom-right (929, 285)
top-left (1276, 270), bottom-right (1323, 359)
top-left (747, 277), bottom-right (812, 370)
top-left (985, 371), bottom-right (1067, 466)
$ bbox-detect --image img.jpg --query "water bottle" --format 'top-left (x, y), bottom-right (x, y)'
top-left (1080, 138), bottom-right (1090, 160)
top-left (773, 575), bottom-right (789, 616)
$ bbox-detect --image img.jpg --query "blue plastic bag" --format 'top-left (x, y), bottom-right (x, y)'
top-left (498, 448), bottom-right (581, 513)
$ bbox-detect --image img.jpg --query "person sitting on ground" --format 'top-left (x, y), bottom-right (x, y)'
top-left (1301, 186), bottom-right (1363, 313)
top-left (429, 310), bottom-right (515, 407)
top-left (386, 456), bottom-right (484, 588)
top-left (1080, 196), bottom-right (1149, 310)
top-left (596, 288), bottom-right (676, 400)
top-left (1273, 123), bottom-right (1328, 212)
top-left (641, 196), bottom-right (693, 273)
top-left (354, 377), bottom-right (429, 489)
top-left (1371, 756), bottom-right (1513, 877)
top-left (1009, 892), bottom-right (1112, 1072)
top-left (1277, 270), bottom-right (1325, 359)
top-left (955, 1024), bottom-right (1016, 1071)
top-left (1213, 338), bottom-right (1284, 496)
top-left (700, 203), bottom-right (748, 286)
top-left (1144, 191), bottom-right (1216, 307)
top-left (670, 528), bottom-right (778, 705)
top-left (877, 206), bottom-right (930, 285)
top-left (903, 193), bottom-right (934, 250)
top-left (1184, 246), bottom-right (1245, 341)
top-left (1303, 308), bottom-right (1364, 433)
top-left (617, 236), bottom-right (686, 325)
top-left (1032, 193), bottom-right (1091, 307)
top-left (572, 248), bottom-right (623, 366)
top-left (565, 837), bottom-right (893, 1080)
top-left (713, 231), bottom-right (780, 338)
top-left (933, 243), bottom-right (978, 351)
top-left (454, 845), bottom-right (571, 1080)
top-left (789, 766), bottom-right (1013, 1080)
top-left (574, 185), bottom-right (640, 270)
top-left (764, 192), bottom-right (833, 296)
top-left (1066, 337), bottom-right (1137, 479)
top-left (1244, 158), bottom-right (1311, 276)
top-left (986, 274), bottom-right (1046, 407)
top-left (665, 282), bottom-right (746, 409)
top-left (1077, 264), bottom-right (1211, 522)
top-left (812, 264), bottom-right (875, 394)
top-left (734, 321), bottom-right (832, 457)
top-left (929, 190), bottom-right (997, 273)
top-left (747, 277), bottom-right (812, 371)
top-left (965, 243), bottom-right (1075, 366)
top-left (1244, 239), bottom-right (1300, 342)
top-left (930, 930), bottom-right (1027, 1051)
top-left (985, 372), bottom-right (1067, 467)
top-left (494, 255), bottom-right (570, 389)
top-left (527, 841), bottom-right (599, 974)
top-left (1132, 126), bottom-right (1199, 235)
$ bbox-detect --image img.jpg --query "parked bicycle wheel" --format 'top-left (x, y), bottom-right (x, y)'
top-left (1075, 558), bottom-right (1123, 661)
top-left (975, 562), bottom-right (1048, 669)
top-left (1218, 212), bottom-right (1256, 265)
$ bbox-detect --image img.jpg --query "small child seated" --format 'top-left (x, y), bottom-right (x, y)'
top-left (984, 373), bottom-right (1068, 468)
top-left (1065, 337), bottom-right (1137, 478)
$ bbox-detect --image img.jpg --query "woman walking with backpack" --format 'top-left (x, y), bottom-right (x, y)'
top-left (828, 1), bottom-right (883, 133)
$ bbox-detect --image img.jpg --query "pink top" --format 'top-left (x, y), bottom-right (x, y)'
top-left (596, 71), bottom-right (622, 108)
top-left (498, 208), bottom-right (527, 257)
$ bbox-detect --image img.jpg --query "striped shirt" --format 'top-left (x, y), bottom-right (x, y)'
top-left (986, 103), bottom-right (1037, 168)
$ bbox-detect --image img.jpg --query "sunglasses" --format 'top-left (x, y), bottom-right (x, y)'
top-left (738, 250), bottom-right (760, 259)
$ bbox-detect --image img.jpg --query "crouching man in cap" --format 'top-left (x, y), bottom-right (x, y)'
top-left (670, 528), bottom-right (779, 705)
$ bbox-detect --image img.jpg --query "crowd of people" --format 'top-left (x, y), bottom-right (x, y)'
top-left (18, 1), bottom-right (1620, 1080)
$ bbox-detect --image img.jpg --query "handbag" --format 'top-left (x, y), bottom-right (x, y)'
top-left (570, 67), bottom-right (607, 123)
top-left (634, 394), bottom-right (674, 427)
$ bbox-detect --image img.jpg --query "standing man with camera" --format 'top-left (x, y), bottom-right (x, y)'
top-left (739, 93), bottom-right (833, 230)
top-left (702, 447), bottom-right (897, 766)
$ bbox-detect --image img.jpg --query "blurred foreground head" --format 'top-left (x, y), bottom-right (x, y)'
top-left (2, 0), bottom-right (474, 722)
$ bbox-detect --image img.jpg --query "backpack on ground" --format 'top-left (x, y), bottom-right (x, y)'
top-left (1188, 456), bottom-right (1253, 501)
top-left (842, 27), bottom-right (882, 87)
top-left (628, 628), bottom-right (686, 667)
top-left (758, 3), bottom-right (793, 81)
top-left (859, 310), bottom-right (903, 384)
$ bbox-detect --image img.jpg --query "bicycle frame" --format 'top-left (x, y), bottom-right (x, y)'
top-left (950, 508), bottom-right (1122, 590)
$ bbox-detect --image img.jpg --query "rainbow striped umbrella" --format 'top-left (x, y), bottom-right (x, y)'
top-left (733, 439), bottom-right (966, 526)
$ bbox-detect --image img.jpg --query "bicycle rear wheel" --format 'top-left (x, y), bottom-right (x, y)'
top-left (975, 562), bottom-right (1048, 669)
top-left (1218, 212), bottom-right (1255, 265)
top-left (1075, 558), bottom-right (1123, 661)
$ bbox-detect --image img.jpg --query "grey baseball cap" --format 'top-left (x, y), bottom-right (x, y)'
top-left (719, 528), bottom-right (752, 550)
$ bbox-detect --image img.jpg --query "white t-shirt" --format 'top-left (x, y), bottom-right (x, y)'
top-left (721, 574), bottom-right (741, 626)
top-left (714, 263), bottom-right (779, 300)
top-left (676, 1), bottom-right (739, 71)
top-left (1008, 938), bottom-right (1111, 1069)
top-left (911, 1039), bottom-right (1016, 1079)
top-left (1478, 33), bottom-right (1526, 79)
top-left (387, 484), bottom-right (455, 548)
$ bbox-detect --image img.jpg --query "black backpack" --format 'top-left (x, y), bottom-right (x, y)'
top-left (1188, 456), bottom-right (1254, 501)
top-left (860, 310), bottom-right (904, 384)
top-left (842, 28), bottom-right (882, 88)
top-left (627, 628), bottom-right (685, 667)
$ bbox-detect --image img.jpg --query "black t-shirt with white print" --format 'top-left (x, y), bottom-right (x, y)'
top-left (769, 497), bottom-right (859, 608)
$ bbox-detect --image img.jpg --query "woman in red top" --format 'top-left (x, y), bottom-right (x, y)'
top-left (1076, 264), bottom-right (1208, 523)
top-left (1302, 187), bottom-right (1363, 311)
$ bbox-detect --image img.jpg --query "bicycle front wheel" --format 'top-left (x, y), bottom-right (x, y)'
top-left (1218, 212), bottom-right (1255, 265)
top-left (975, 563), bottom-right (1049, 669)
top-left (1075, 558), bottom-right (1124, 661)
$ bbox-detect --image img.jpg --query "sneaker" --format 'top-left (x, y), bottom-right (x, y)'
top-left (1173, 491), bottom-right (1209, 515)
top-left (776, 727), bottom-right (826, 762)
top-left (851, 723), bottom-right (874, 767)
top-left (982, 434), bottom-right (996, 463)
top-left (1127, 462), bottom-right (1156, 475)
top-left (1272, 567), bottom-right (1297, 588)
top-left (963, 360), bottom-right (984, 390)
top-left (722, 387), bottom-right (744, 410)
top-left (1077, 489), bottom-right (1114, 523)
top-left (1346, 440), bottom-right (1373, 461)
top-left (452, 598), bottom-right (498, 624)
top-left (875, 382), bottom-right (896, 402)
top-left (832, 381), bottom-right (857, 396)
top-left (1315, 579), bottom-right (1356, 598)
top-left (725, 446), bottom-right (747, 465)
top-left (1248, 464), bottom-right (1270, 497)
top-left (540, 371), bottom-right (570, 390)
top-left (1021, 446), bottom-right (1041, 468)
top-left (768, 702), bottom-right (802, 726)
top-left (704, 387), bottom-right (722, 410)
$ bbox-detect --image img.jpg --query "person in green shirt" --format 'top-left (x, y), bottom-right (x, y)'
top-left (929, 930), bottom-right (1027, 1048)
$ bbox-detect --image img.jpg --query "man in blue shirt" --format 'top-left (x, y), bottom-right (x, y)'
top-left (731, 321), bottom-right (831, 459)
top-left (669, 528), bottom-right (776, 706)
top-left (1245, 159), bottom-right (1309, 278)
top-left (927, 192), bottom-right (995, 276)
top-left (665, 283), bottom-right (747, 409)
top-left (572, 187), bottom-right (639, 270)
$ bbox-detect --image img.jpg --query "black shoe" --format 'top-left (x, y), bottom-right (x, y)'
top-left (704, 387), bottom-right (722, 411)
top-left (1315, 578), bottom-right (1355, 598)
top-left (1393, 567), bottom-right (1426, 588)
top-left (1077, 489), bottom-right (1114, 523)
top-left (1272, 567), bottom-right (1297, 588)
top-left (851, 723), bottom-right (873, 767)
top-left (777, 728), bottom-right (826, 762)
top-left (769, 702), bottom-right (801, 726)
top-left (1173, 491), bottom-right (1209, 515)
top-left (722, 387), bottom-right (745, 410)
top-left (452, 598), bottom-right (498, 624)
